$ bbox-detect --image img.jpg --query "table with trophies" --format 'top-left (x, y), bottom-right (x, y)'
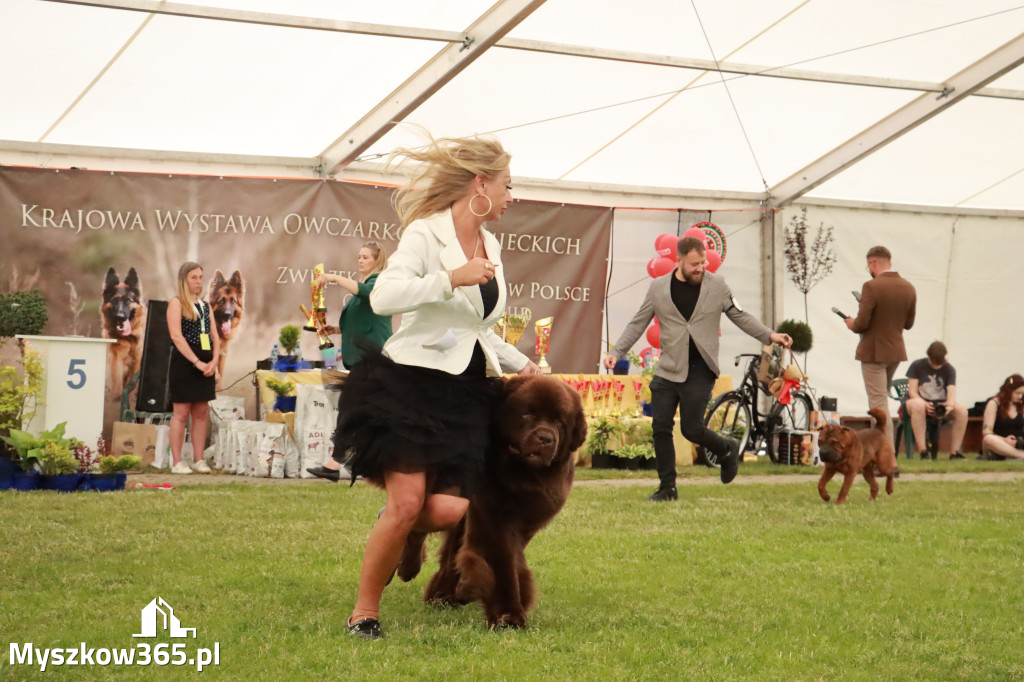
top-left (491, 309), bottom-right (730, 467)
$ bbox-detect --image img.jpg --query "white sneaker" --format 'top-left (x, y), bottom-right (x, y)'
top-left (171, 461), bottom-right (193, 475)
top-left (191, 459), bottom-right (211, 474)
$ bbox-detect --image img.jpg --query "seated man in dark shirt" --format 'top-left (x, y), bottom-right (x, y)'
top-left (905, 341), bottom-right (967, 459)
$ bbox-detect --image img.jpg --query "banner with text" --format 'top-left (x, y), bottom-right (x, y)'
top-left (0, 167), bottom-right (610, 428)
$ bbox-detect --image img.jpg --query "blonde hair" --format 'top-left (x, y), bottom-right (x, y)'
top-left (361, 242), bottom-right (389, 281)
top-left (389, 132), bottom-right (511, 226)
top-left (176, 261), bottom-right (202, 321)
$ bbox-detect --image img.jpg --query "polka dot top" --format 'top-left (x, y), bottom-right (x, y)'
top-left (180, 299), bottom-right (211, 351)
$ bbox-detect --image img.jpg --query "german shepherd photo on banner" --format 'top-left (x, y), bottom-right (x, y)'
top-left (100, 266), bottom-right (146, 403)
top-left (206, 269), bottom-right (245, 386)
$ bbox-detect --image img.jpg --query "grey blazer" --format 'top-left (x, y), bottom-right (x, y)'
top-left (611, 271), bottom-right (773, 382)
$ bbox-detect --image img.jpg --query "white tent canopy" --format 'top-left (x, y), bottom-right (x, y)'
top-left (3, 0), bottom-right (1024, 416)
top-left (3, 0), bottom-right (1024, 210)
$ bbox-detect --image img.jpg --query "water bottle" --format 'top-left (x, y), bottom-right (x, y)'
top-left (295, 345), bottom-right (303, 364)
top-left (270, 344), bottom-right (279, 364)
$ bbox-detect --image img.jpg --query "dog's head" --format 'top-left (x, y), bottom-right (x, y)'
top-left (492, 375), bottom-right (587, 470)
top-left (101, 267), bottom-right (143, 337)
top-left (207, 270), bottom-right (244, 339)
top-left (817, 423), bottom-right (860, 464)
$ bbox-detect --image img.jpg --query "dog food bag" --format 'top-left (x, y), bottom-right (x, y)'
top-left (295, 383), bottom-right (338, 478)
top-left (254, 422), bottom-right (286, 478)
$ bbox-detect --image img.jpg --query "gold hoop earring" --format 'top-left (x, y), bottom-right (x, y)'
top-left (469, 194), bottom-right (492, 217)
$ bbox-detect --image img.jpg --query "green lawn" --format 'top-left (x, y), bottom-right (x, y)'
top-left (576, 452), bottom-right (1024, 480)
top-left (2, 473), bottom-right (1023, 681)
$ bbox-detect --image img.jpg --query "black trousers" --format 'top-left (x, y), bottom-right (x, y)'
top-left (649, 364), bottom-right (729, 490)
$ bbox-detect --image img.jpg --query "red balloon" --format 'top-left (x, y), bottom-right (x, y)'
top-left (654, 233), bottom-right (679, 261)
top-left (646, 323), bottom-right (661, 349)
top-left (683, 226), bottom-right (707, 244)
top-left (646, 257), bottom-right (675, 278)
top-left (706, 248), bottom-right (722, 273)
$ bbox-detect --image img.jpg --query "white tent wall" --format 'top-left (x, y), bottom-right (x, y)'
top-left (784, 203), bottom-right (1024, 417)
top-left (601, 206), bottom-right (769, 384)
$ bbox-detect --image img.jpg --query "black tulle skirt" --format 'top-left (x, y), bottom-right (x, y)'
top-left (333, 348), bottom-right (503, 496)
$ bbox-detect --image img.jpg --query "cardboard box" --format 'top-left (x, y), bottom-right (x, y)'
top-left (110, 421), bottom-right (158, 468)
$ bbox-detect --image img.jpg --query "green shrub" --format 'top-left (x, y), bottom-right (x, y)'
top-left (777, 319), bottom-right (813, 353)
top-left (278, 325), bottom-right (301, 354)
top-left (98, 455), bottom-right (141, 474)
top-left (0, 289), bottom-right (48, 339)
top-left (0, 347), bottom-right (43, 440)
top-left (265, 377), bottom-right (295, 396)
top-left (38, 441), bottom-right (77, 476)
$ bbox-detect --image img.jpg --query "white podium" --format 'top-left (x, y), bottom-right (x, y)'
top-left (16, 335), bottom-right (114, 444)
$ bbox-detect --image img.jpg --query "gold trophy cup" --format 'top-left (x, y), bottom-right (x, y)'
top-left (300, 263), bottom-right (335, 355)
top-left (492, 307), bottom-right (532, 346)
top-left (534, 316), bottom-right (553, 374)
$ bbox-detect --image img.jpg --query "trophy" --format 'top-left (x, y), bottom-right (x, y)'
top-left (534, 316), bottom-right (553, 374)
top-left (299, 263), bottom-right (335, 366)
top-left (492, 307), bottom-right (532, 345)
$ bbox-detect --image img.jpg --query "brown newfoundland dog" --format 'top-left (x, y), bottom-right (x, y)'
top-left (418, 374), bottom-right (586, 629)
top-left (817, 408), bottom-right (898, 504)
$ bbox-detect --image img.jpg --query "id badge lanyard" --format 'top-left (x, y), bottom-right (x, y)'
top-left (195, 302), bottom-right (212, 351)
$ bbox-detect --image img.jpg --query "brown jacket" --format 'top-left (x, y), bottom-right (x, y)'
top-left (851, 271), bottom-right (916, 363)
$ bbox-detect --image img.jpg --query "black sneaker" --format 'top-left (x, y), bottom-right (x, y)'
top-left (348, 617), bottom-right (383, 640)
top-left (950, 451), bottom-right (966, 460)
top-left (720, 437), bottom-right (740, 484)
top-left (648, 487), bottom-right (678, 502)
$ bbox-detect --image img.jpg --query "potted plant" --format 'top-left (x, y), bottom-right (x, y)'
top-left (38, 440), bottom-right (83, 492)
top-left (90, 455), bottom-right (141, 491)
top-left (1, 421), bottom-right (69, 491)
top-left (279, 325), bottom-right (301, 358)
top-left (614, 442), bottom-right (656, 471)
top-left (0, 346), bottom-right (44, 472)
top-left (584, 416), bottom-right (624, 469)
top-left (265, 376), bottom-right (297, 413)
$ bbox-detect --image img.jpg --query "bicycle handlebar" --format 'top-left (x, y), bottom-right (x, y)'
top-left (733, 353), bottom-right (760, 366)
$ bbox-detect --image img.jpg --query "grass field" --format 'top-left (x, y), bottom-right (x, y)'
top-left (2, 466), bottom-right (1023, 681)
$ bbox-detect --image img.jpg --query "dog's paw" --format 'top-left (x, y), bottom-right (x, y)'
top-left (490, 613), bottom-right (526, 630)
top-left (424, 593), bottom-right (467, 609)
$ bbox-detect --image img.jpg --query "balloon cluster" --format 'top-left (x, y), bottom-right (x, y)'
top-left (641, 223), bottom-right (727, 352)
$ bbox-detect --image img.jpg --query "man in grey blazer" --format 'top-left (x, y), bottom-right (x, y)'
top-left (603, 237), bottom-right (792, 501)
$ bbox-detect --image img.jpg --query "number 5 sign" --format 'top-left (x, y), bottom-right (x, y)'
top-left (15, 335), bottom-right (115, 445)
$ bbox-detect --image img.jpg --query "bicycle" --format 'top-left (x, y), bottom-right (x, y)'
top-left (701, 352), bottom-right (816, 466)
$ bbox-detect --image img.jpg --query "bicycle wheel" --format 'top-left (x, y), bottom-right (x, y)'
top-left (701, 391), bottom-right (752, 467)
top-left (766, 391), bottom-right (813, 464)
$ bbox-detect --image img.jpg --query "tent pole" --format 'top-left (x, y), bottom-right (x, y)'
top-left (760, 206), bottom-right (782, 327)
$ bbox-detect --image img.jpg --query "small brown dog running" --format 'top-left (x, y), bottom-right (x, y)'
top-left (816, 408), bottom-right (898, 504)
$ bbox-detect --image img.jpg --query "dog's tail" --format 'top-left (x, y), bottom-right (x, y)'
top-left (867, 408), bottom-right (888, 432)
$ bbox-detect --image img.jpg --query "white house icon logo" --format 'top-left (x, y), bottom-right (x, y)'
top-left (132, 597), bottom-right (196, 638)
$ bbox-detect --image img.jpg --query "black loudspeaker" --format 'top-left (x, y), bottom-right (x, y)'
top-left (136, 299), bottom-right (172, 412)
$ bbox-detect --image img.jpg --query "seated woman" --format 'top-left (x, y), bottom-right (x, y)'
top-left (981, 374), bottom-right (1024, 460)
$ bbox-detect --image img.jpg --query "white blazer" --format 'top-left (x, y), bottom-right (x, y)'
top-left (370, 209), bottom-right (529, 377)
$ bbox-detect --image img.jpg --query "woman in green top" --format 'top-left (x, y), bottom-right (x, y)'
top-left (307, 241), bottom-right (393, 481)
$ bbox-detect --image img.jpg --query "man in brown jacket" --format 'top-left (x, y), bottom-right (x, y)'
top-left (844, 245), bottom-right (916, 444)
